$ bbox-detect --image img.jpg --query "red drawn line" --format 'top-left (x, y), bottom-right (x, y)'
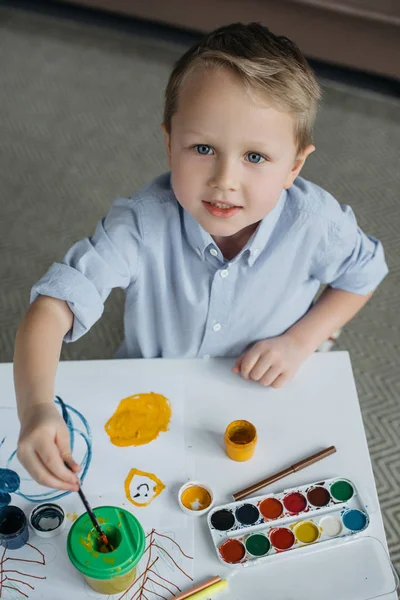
top-left (3, 559), bottom-right (44, 566)
top-left (153, 544), bottom-right (193, 581)
top-left (2, 578), bottom-right (34, 590)
top-left (25, 544), bottom-right (45, 564)
top-left (2, 570), bottom-right (46, 581)
top-left (146, 576), bottom-right (174, 595)
top-left (148, 569), bottom-right (181, 593)
top-left (129, 588), bottom-right (142, 600)
top-left (153, 532), bottom-right (193, 560)
top-left (143, 586), bottom-right (167, 600)
top-left (0, 547), bottom-right (4, 597)
top-left (0, 541), bottom-right (46, 599)
top-left (117, 557), bottom-right (159, 599)
top-left (1, 584), bottom-right (29, 599)
top-left (117, 529), bottom-right (192, 600)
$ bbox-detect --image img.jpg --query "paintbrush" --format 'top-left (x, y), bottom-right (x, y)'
top-left (233, 445), bottom-right (337, 501)
top-left (64, 462), bottom-right (112, 550)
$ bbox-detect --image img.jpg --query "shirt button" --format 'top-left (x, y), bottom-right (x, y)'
top-left (209, 248), bottom-right (218, 257)
top-left (213, 323), bottom-right (222, 332)
top-left (220, 269), bottom-right (229, 278)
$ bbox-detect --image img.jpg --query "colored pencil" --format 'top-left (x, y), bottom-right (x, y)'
top-left (173, 579), bottom-right (228, 600)
top-left (233, 445), bottom-right (337, 501)
top-left (172, 576), bottom-right (222, 599)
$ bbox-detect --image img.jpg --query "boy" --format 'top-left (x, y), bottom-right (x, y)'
top-left (14, 23), bottom-right (388, 492)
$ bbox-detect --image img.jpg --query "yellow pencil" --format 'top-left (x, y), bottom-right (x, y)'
top-left (172, 577), bottom-right (222, 600)
top-left (183, 579), bottom-right (228, 600)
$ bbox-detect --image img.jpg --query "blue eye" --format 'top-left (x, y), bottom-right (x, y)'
top-left (246, 152), bottom-right (265, 164)
top-left (195, 144), bottom-right (213, 155)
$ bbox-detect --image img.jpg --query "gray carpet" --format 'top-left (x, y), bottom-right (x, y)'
top-left (1, 4), bottom-right (400, 578)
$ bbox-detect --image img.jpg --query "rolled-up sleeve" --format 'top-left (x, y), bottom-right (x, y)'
top-left (30, 198), bottom-right (140, 341)
top-left (313, 204), bottom-right (388, 295)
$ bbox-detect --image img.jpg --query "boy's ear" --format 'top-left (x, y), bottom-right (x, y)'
top-left (284, 145), bottom-right (315, 189)
top-left (161, 123), bottom-right (172, 169)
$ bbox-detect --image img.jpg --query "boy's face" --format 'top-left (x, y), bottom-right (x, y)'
top-left (163, 68), bottom-right (314, 240)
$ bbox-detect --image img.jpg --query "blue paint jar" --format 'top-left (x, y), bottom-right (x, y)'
top-left (0, 505), bottom-right (29, 550)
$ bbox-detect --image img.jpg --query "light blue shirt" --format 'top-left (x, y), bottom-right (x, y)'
top-left (31, 172), bottom-right (388, 358)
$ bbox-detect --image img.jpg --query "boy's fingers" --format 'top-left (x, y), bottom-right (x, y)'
top-left (34, 452), bottom-right (80, 491)
top-left (248, 355), bottom-right (273, 381)
top-left (69, 461), bottom-right (82, 473)
top-left (36, 439), bottom-right (79, 485)
top-left (56, 428), bottom-right (81, 472)
top-left (271, 374), bottom-right (287, 389)
top-left (232, 355), bottom-right (244, 373)
top-left (19, 449), bottom-right (79, 491)
top-left (239, 350), bottom-right (261, 379)
top-left (260, 365), bottom-right (282, 387)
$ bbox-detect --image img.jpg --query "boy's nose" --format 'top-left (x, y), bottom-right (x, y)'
top-left (209, 158), bottom-right (240, 192)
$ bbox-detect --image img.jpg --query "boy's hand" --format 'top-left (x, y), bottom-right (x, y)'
top-left (232, 333), bottom-right (311, 388)
top-left (17, 403), bottom-right (81, 491)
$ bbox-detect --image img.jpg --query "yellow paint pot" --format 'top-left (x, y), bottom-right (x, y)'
top-left (224, 420), bottom-right (257, 462)
top-left (178, 481), bottom-right (214, 516)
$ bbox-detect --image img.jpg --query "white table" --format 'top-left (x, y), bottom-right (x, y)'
top-left (0, 352), bottom-right (396, 599)
top-left (181, 352), bottom-right (397, 599)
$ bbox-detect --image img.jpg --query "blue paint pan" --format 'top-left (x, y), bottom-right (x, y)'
top-left (0, 505), bottom-right (29, 550)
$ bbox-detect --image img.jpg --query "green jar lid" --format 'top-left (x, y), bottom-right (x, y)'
top-left (67, 506), bottom-right (145, 580)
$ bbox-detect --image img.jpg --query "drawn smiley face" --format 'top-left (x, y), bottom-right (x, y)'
top-left (124, 469), bottom-right (166, 507)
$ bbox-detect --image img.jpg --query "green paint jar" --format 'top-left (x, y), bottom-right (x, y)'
top-left (67, 506), bottom-right (145, 595)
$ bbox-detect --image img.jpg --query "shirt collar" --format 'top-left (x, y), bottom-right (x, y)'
top-left (182, 208), bottom-right (221, 260)
top-left (181, 189), bottom-right (287, 266)
top-left (245, 189), bottom-right (287, 266)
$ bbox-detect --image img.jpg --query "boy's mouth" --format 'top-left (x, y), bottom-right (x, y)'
top-left (202, 200), bottom-right (242, 219)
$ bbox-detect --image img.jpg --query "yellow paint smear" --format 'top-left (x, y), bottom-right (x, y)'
top-left (105, 392), bottom-right (171, 447)
top-left (125, 469), bottom-right (166, 507)
top-left (66, 512), bottom-right (79, 522)
top-left (181, 486), bottom-right (212, 511)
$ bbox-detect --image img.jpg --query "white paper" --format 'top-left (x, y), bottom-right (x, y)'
top-left (0, 365), bottom-right (194, 599)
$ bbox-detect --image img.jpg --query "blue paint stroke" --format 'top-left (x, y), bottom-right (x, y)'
top-left (2, 395), bottom-right (92, 504)
top-left (0, 437), bottom-right (5, 449)
top-left (0, 492), bottom-right (11, 507)
top-left (0, 469), bottom-right (20, 493)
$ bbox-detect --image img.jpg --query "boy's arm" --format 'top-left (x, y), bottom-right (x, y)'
top-left (14, 296), bottom-right (72, 420)
top-left (286, 286), bottom-right (374, 353)
top-left (234, 191), bottom-right (388, 388)
top-left (233, 287), bottom-right (374, 387)
top-left (13, 296), bottom-right (80, 490)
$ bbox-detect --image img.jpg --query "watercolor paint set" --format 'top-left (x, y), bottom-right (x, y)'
top-left (207, 477), bottom-right (371, 567)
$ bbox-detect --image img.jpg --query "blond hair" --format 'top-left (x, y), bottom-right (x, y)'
top-left (164, 23), bottom-right (321, 151)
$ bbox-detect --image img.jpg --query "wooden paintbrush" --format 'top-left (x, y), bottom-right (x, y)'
top-left (64, 462), bottom-right (112, 550)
